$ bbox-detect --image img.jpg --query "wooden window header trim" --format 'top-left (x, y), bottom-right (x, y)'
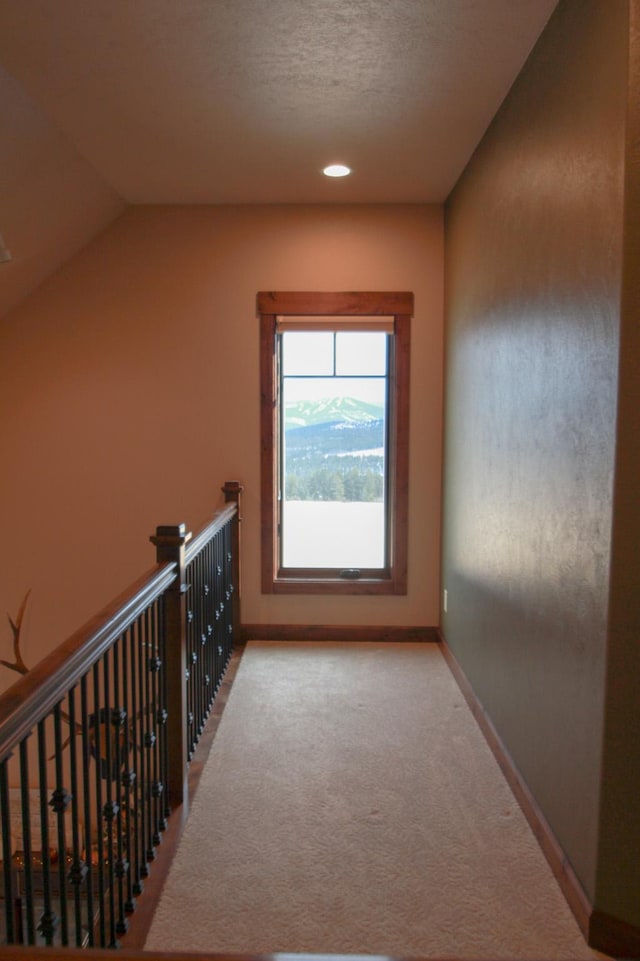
top-left (257, 291), bottom-right (414, 317)
top-left (276, 316), bottom-right (395, 333)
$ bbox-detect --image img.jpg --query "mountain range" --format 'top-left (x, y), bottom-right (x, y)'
top-left (283, 396), bottom-right (385, 500)
top-left (284, 396), bottom-right (384, 430)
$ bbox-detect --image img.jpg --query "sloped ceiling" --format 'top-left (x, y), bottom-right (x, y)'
top-left (0, 0), bottom-right (558, 318)
top-left (0, 64), bottom-right (125, 319)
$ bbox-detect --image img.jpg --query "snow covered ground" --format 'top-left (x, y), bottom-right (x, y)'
top-left (282, 500), bottom-right (385, 568)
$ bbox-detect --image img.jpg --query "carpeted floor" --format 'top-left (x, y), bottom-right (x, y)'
top-left (145, 642), bottom-right (608, 959)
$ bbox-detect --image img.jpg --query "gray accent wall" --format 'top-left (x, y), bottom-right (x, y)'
top-left (442, 0), bottom-right (640, 927)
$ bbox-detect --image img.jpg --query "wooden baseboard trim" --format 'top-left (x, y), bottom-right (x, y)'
top-left (240, 624), bottom-right (438, 643)
top-left (437, 630), bottom-right (592, 942)
top-left (439, 630), bottom-right (640, 956)
top-left (589, 910), bottom-right (640, 959)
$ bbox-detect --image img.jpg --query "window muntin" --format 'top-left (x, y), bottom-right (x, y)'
top-left (258, 291), bottom-right (412, 595)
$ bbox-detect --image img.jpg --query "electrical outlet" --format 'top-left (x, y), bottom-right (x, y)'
top-left (443, 588), bottom-right (448, 613)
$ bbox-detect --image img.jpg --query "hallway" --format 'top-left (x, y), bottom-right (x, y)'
top-left (139, 643), bottom-right (605, 960)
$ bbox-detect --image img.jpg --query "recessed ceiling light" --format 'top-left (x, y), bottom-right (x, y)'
top-left (323, 164), bottom-right (351, 178)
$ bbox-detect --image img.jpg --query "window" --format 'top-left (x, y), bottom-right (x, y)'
top-left (258, 292), bottom-right (412, 594)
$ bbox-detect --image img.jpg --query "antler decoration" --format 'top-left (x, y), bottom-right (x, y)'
top-left (2, 589), bottom-right (31, 675)
top-left (2, 590), bottom-right (155, 771)
top-left (2, 590), bottom-right (84, 755)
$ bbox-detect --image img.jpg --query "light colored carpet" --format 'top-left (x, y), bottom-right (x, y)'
top-left (145, 642), bottom-right (607, 959)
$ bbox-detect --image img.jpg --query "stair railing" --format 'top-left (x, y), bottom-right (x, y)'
top-left (0, 482), bottom-right (242, 949)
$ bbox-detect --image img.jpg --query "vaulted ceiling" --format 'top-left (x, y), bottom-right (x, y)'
top-left (0, 0), bottom-right (558, 318)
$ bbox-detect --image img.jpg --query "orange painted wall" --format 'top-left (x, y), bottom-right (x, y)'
top-left (0, 204), bottom-right (443, 683)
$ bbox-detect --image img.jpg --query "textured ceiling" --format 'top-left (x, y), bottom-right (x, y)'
top-left (0, 0), bottom-right (558, 204)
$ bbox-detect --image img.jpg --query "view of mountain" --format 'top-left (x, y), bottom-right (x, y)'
top-left (284, 396), bottom-right (384, 429)
top-left (283, 397), bottom-right (385, 502)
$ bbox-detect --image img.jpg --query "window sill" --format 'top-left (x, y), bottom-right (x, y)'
top-left (267, 573), bottom-right (407, 595)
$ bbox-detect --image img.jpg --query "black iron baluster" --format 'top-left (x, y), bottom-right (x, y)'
top-left (37, 719), bottom-right (57, 945)
top-left (203, 545), bottom-right (211, 725)
top-left (122, 625), bottom-right (137, 915)
top-left (197, 549), bottom-right (205, 738)
top-left (208, 539), bottom-right (214, 706)
top-left (67, 687), bottom-right (87, 946)
top-left (143, 607), bottom-right (156, 866)
top-left (188, 608), bottom-right (195, 758)
top-left (19, 740), bottom-right (35, 944)
top-left (0, 758), bottom-right (15, 942)
top-left (193, 550), bottom-right (200, 739)
top-left (219, 528), bottom-right (227, 689)
top-left (112, 637), bottom-right (128, 937)
top-left (51, 703), bottom-right (70, 944)
top-left (80, 674), bottom-right (94, 946)
top-left (196, 548), bottom-right (203, 737)
top-left (148, 600), bottom-right (162, 848)
top-left (225, 521), bottom-right (234, 663)
top-left (101, 649), bottom-right (118, 947)
top-left (203, 540), bottom-right (213, 716)
top-left (155, 599), bottom-right (166, 835)
top-left (156, 597), bottom-right (170, 829)
top-left (136, 611), bottom-right (150, 882)
top-left (209, 534), bottom-right (215, 696)
top-left (186, 557), bottom-right (196, 759)
top-left (187, 554), bottom-right (195, 748)
top-left (92, 663), bottom-right (106, 947)
top-left (215, 530), bottom-right (224, 691)
top-left (196, 550), bottom-right (203, 739)
top-left (131, 615), bottom-right (143, 897)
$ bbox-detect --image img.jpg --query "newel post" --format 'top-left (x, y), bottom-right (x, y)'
top-left (222, 481), bottom-right (243, 644)
top-left (150, 523), bottom-right (191, 812)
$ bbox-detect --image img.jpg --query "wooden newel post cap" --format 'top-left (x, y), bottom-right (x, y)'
top-left (222, 481), bottom-right (243, 503)
top-left (150, 523), bottom-right (189, 546)
top-left (150, 524), bottom-right (192, 568)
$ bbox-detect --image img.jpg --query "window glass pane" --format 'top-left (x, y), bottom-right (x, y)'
top-left (282, 502), bottom-right (385, 568)
top-left (335, 331), bottom-right (388, 376)
top-left (282, 331), bottom-right (334, 375)
top-left (282, 370), bottom-right (387, 568)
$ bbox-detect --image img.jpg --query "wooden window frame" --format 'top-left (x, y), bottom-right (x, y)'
top-left (258, 291), bottom-right (412, 595)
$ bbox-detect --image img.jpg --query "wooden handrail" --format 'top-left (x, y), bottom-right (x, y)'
top-left (185, 502), bottom-right (237, 564)
top-left (0, 561), bottom-right (176, 762)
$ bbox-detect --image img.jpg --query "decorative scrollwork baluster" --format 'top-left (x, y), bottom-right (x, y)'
top-left (37, 720), bottom-right (58, 945)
